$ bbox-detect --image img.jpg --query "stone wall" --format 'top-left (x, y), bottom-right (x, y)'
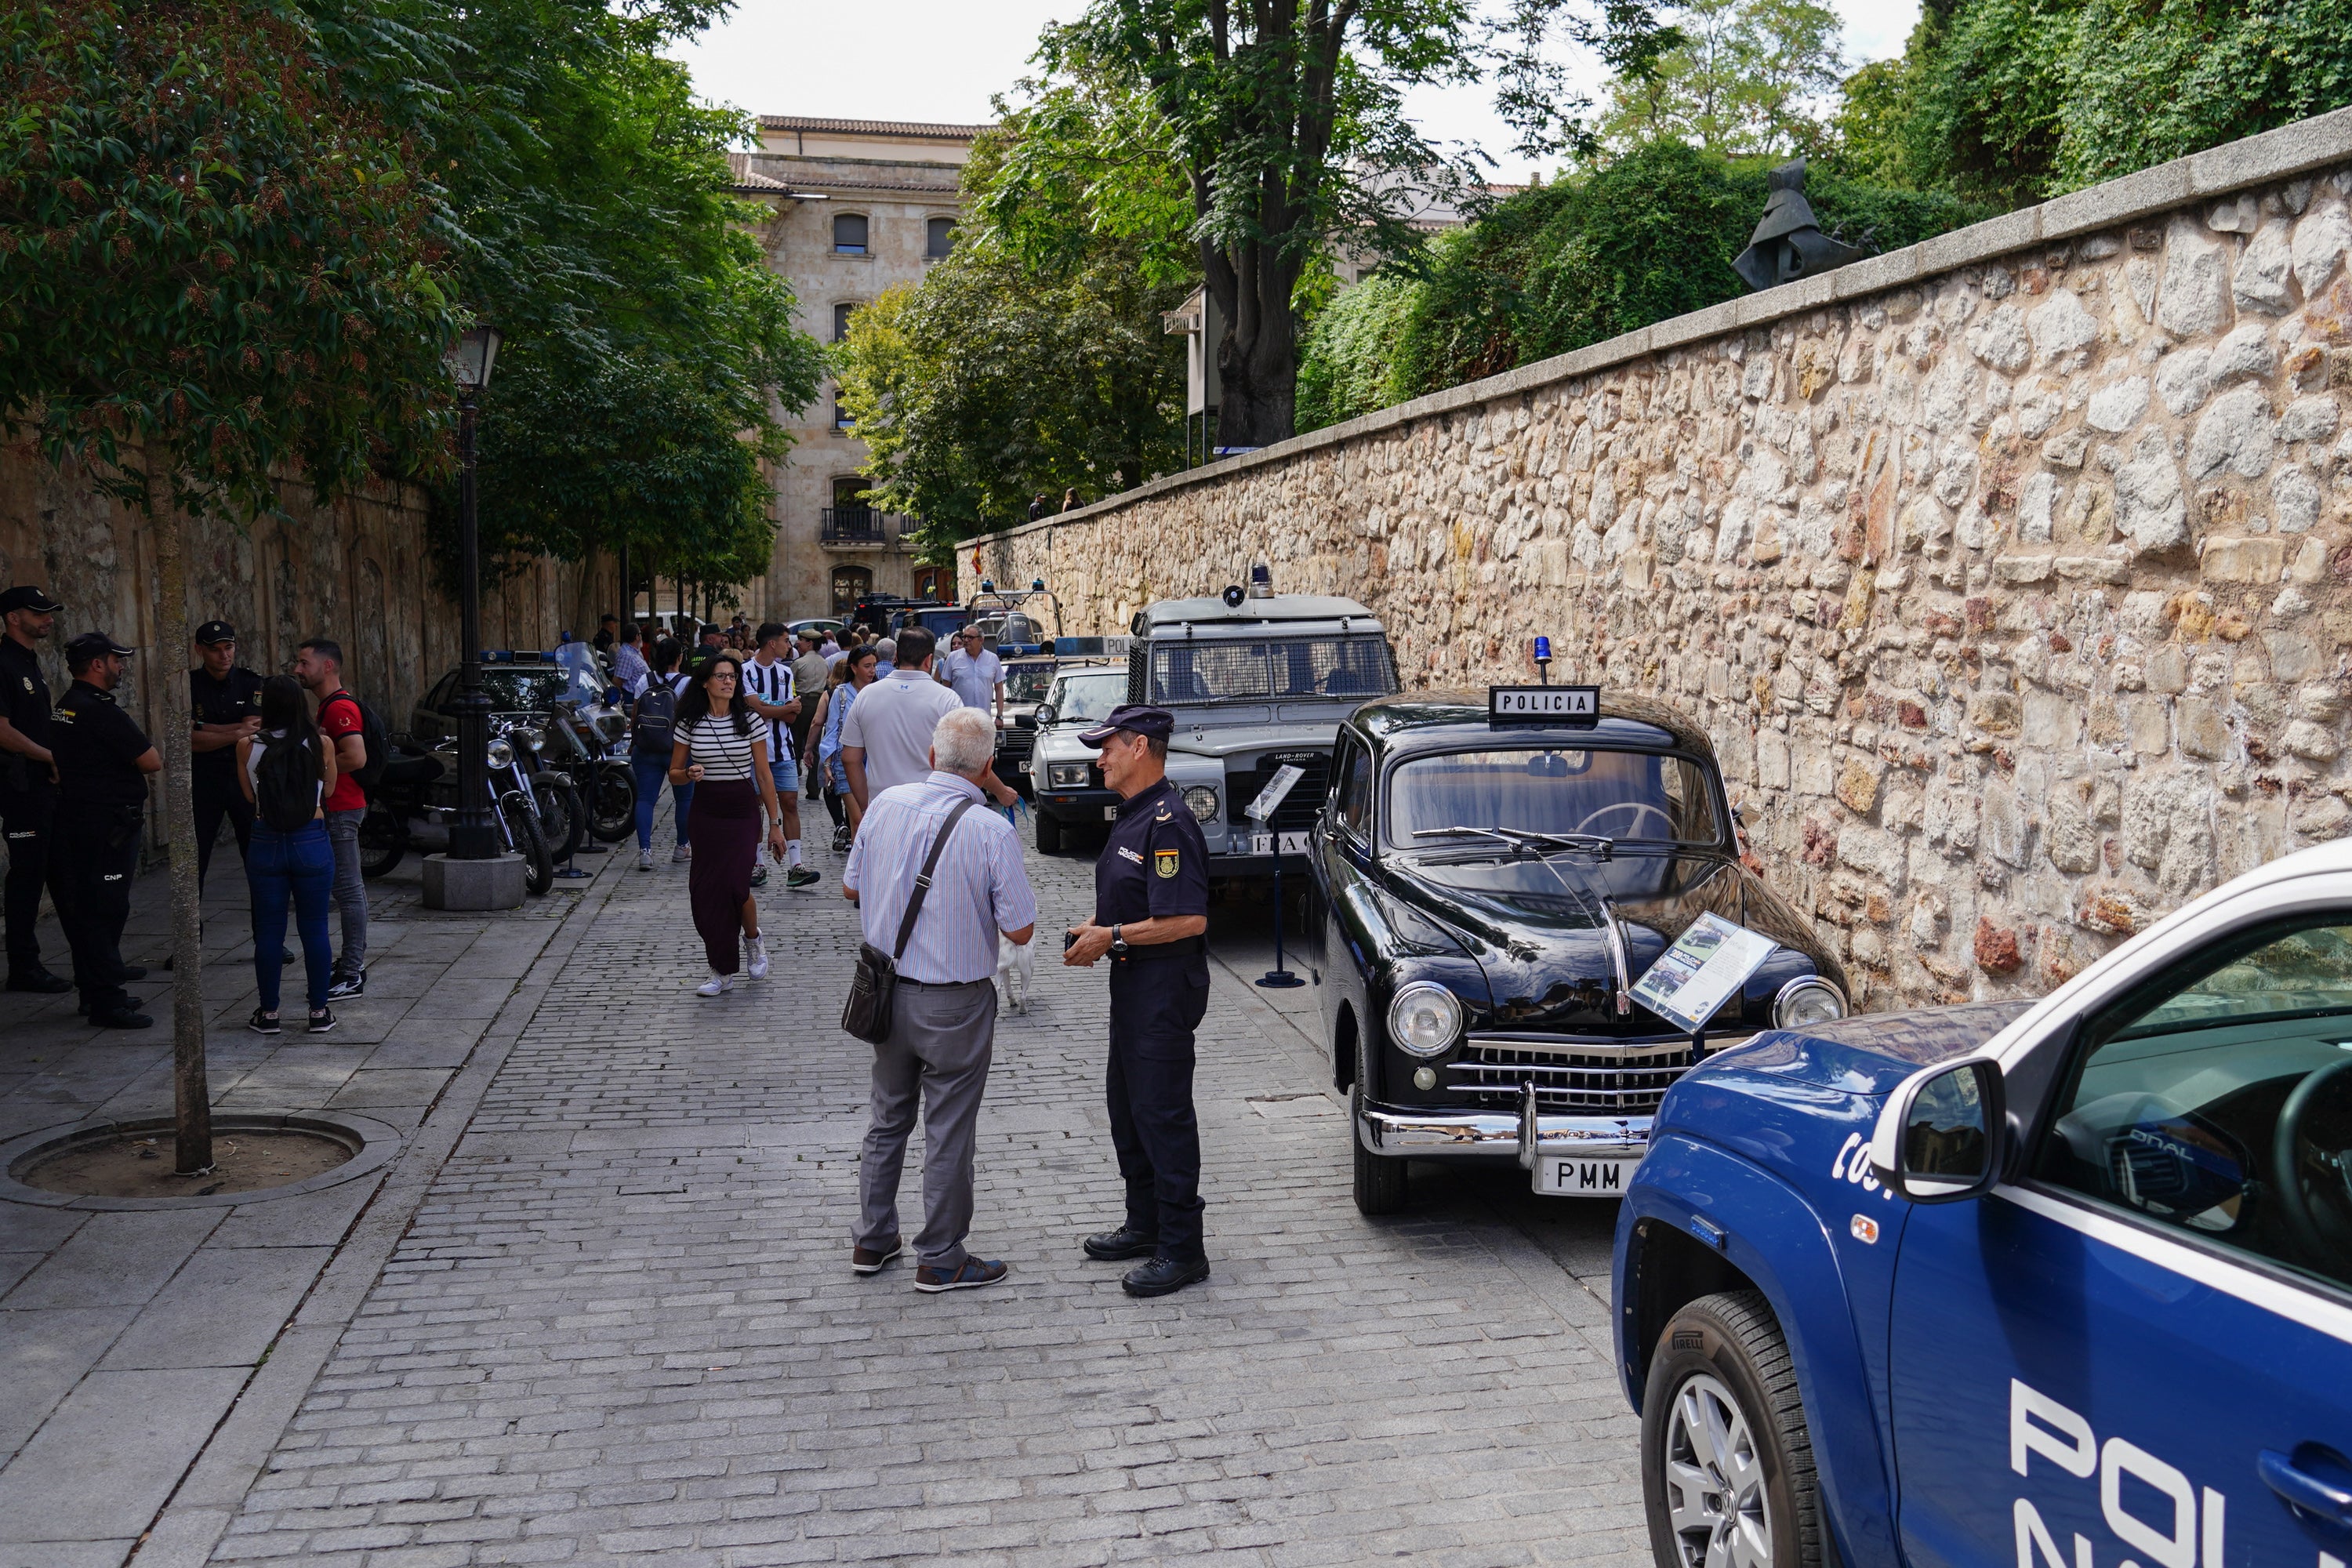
top-left (0, 443), bottom-right (613, 848)
top-left (973, 108), bottom-right (2352, 1011)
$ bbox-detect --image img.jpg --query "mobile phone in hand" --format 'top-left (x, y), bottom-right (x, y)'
top-left (1062, 928), bottom-right (1079, 953)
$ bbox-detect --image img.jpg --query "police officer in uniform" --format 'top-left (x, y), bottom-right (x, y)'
top-left (187, 621), bottom-right (263, 895)
top-left (0, 585), bottom-right (70, 993)
top-left (52, 633), bottom-right (162, 1029)
top-left (1063, 704), bottom-right (1214, 1297)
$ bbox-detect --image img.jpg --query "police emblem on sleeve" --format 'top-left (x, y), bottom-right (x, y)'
top-left (1154, 848), bottom-right (1178, 879)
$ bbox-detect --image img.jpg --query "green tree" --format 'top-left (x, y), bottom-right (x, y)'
top-left (1596, 0), bottom-right (1846, 158)
top-left (0, 0), bottom-right (459, 1170)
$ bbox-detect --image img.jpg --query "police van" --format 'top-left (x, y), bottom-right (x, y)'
top-left (1613, 839), bottom-right (2352, 1567)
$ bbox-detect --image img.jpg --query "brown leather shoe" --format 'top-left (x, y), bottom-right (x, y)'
top-left (851, 1240), bottom-right (903, 1275)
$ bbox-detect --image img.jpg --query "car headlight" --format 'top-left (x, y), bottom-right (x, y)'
top-left (1773, 976), bottom-right (1847, 1029)
top-left (1047, 763), bottom-right (1088, 789)
top-left (485, 739), bottom-right (514, 770)
top-left (1183, 785), bottom-right (1219, 822)
top-left (1388, 982), bottom-right (1463, 1058)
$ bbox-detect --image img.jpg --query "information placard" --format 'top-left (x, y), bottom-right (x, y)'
top-left (1247, 764), bottom-right (1307, 823)
top-left (1627, 912), bottom-right (1780, 1035)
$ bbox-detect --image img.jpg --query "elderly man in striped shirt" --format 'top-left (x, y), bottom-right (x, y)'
top-left (842, 706), bottom-right (1038, 1292)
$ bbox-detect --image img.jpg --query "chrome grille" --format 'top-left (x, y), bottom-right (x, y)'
top-left (1448, 1033), bottom-right (1698, 1114)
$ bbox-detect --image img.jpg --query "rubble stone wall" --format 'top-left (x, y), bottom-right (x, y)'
top-left (974, 109), bottom-right (2352, 1010)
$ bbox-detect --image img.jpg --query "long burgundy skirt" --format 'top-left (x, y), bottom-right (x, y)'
top-left (688, 779), bottom-right (761, 974)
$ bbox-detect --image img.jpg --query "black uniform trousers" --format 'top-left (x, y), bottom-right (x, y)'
top-left (0, 784), bottom-right (60, 971)
top-left (193, 775), bottom-right (254, 893)
top-left (53, 805), bottom-right (142, 1010)
top-left (1105, 953), bottom-right (1212, 1261)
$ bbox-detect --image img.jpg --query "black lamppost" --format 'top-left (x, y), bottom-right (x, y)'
top-left (446, 324), bottom-right (501, 860)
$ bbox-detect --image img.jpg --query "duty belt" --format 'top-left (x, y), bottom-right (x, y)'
top-left (1112, 935), bottom-right (1207, 963)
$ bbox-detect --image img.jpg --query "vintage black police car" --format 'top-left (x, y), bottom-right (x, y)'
top-left (1314, 689), bottom-right (1849, 1215)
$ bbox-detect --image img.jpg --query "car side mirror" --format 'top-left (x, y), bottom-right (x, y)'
top-left (1868, 1058), bottom-right (2006, 1203)
top-left (1033, 703), bottom-right (1056, 728)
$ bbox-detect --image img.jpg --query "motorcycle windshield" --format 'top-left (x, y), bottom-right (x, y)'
top-left (552, 643), bottom-right (605, 708)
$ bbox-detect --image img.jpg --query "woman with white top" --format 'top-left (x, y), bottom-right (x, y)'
top-left (234, 674), bottom-right (339, 1034)
top-left (669, 652), bottom-right (786, 995)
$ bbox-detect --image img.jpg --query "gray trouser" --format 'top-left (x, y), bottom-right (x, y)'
top-left (324, 808), bottom-right (368, 977)
top-left (857, 978), bottom-right (996, 1272)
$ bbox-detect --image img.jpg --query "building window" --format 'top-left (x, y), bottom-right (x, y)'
top-left (830, 565), bottom-right (873, 616)
top-left (833, 302), bottom-right (857, 341)
top-left (926, 216), bottom-right (956, 259)
top-left (833, 213), bottom-right (869, 255)
top-left (832, 390), bottom-right (853, 431)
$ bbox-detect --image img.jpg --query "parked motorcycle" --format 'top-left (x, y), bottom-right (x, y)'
top-left (358, 719), bottom-right (558, 895)
top-left (535, 643), bottom-right (632, 853)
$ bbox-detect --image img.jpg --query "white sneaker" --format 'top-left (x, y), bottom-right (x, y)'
top-left (744, 935), bottom-right (770, 979)
top-left (637, 848), bottom-right (655, 871)
top-left (695, 971), bottom-right (731, 997)
top-left (672, 844), bottom-right (691, 863)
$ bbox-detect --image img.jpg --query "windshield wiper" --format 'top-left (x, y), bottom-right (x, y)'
top-left (1409, 826), bottom-right (1614, 860)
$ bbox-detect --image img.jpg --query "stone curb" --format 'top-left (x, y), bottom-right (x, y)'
top-left (970, 102), bottom-right (2352, 551)
top-left (0, 1111), bottom-right (405, 1213)
top-left (122, 855), bottom-right (633, 1568)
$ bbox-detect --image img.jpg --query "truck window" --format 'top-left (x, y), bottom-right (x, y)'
top-left (1150, 637), bottom-right (1396, 704)
top-left (2036, 915), bottom-right (2352, 1290)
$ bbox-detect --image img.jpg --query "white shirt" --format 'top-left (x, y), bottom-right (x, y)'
top-left (838, 668), bottom-right (964, 797)
top-left (740, 655), bottom-right (795, 758)
top-left (844, 773), bottom-right (1037, 983)
top-left (942, 647), bottom-right (1004, 712)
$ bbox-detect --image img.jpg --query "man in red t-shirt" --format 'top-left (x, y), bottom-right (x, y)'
top-left (294, 637), bottom-right (371, 998)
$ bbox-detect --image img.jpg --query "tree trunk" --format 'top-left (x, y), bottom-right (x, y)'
top-left (144, 452), bottom-right (212, 1174)
top-left (1207, 246), bottom-right (1299, 450)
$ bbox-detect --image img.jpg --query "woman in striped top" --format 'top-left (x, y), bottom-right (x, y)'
top-left (668, 652), bottom-right (786, 996)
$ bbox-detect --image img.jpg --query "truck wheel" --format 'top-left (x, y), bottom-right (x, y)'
top-left (1035, 809), bottom-right (1064, 855)
top-left (1642, 1290), bottom-right (1822, 1568)
top-left (1349, 1069), bottom-right (1408, 1216)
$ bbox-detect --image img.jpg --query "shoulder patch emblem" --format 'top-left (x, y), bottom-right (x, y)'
top-left (1153, 806), bottom-right (1172, 822)
top-left (1155, 848), bottom-right (1178, 879)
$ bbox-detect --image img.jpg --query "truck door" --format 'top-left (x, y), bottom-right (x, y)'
top-left (1886, 913), bottom-right (2352, 1568)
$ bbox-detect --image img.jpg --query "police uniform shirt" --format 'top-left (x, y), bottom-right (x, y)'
top-left (189, 665), bottom-right (263, 788)
top-left (0, 639), bottom-right (53, 786)
top-left (52, 683), bottom-right (152, 811)
top-left (1094, 777), bottom-right (1210, 928)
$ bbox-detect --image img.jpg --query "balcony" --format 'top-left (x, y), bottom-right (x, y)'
top-left (820, 506), bottom-right (909, 549)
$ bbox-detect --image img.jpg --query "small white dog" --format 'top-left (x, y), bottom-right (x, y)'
top-left (996, 935), bottom-right (1036, 1014)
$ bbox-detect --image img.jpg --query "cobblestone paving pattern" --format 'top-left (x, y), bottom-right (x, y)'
top-left (208, 824), bottom-right (1646, 1566)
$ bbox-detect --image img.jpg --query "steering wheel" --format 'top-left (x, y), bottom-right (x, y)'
top-left (1576, 800), bottom-right (1675, 839)
top-left (2272, 1055), bottom-right (2352, 1266)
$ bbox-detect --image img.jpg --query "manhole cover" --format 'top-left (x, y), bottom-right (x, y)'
top-left (18, 1127), bottom-right (355, 1199)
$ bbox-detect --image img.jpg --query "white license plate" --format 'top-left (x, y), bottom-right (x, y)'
top-left (1103, 806), bottom-right (1120, 821)
top-left (1533, 1156), bottom-right (1636, 1196)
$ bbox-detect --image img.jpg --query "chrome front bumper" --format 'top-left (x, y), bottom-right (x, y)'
top-left (1357, 1084), bottom-right (1652, 1168)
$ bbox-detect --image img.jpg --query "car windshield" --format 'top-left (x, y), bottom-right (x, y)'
top-left (480, 667), bottom-right (570, 712)
top-left (1149, 636), bottom-right (1395, 704)
top-left (1005, 663), bottom-right (1057, 702)
top-left (1050, 672), bottom-right (1127, 722)
top-left (1385, 747), bottom-right (1724, 849)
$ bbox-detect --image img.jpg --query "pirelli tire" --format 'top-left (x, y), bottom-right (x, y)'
top-left (1641, 1290), bottom-right (1823, 1568)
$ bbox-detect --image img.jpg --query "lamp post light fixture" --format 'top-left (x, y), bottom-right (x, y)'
top-left (445, 324), bottom-right (501, 860)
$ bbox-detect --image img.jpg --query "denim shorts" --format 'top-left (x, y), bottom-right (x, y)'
top-left (771, 750), bottom-right (800, 793)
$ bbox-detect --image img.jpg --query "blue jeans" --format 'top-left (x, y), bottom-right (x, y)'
top-left (248, 821), bottom-right (333, 1013)
top-left (631, 752), bottom-right (693, 849)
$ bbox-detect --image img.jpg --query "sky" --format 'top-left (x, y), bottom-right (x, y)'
top-left (672, 0), bottom-right (1924, 185)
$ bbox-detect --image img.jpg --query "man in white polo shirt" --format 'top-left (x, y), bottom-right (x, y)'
top-left (841, 627), bottom-right (1018, 811)
top-left (941, 626), bottom-right (1005, 727)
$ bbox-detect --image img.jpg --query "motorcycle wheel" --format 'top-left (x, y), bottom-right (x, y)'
top-left (359, 799), bottom-right (405, 879)
top-left (499, 790), bottom-right (555, 895)
top-left (589, 761), bottom-right (635, 843)
top-left (532, 771), bottom-right (583, 861)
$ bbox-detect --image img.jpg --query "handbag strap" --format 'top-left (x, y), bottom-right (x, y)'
top-left (890, 797), bottom-right (979, 962)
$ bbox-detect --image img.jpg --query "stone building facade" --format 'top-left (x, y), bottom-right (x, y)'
top-left (730, 117), bottom-right (982, 622)
top-left (972, 108), bottom-right (2352, 1011)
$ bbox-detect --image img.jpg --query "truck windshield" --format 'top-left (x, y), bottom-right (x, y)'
top-left (1149, 637), bottom-right (1396, 704)
top-left (1051, 671), bottom-right (1127, 722)
top-left (1385, 748), bottom-right (1723, 848)
top-left (1005, 663), bottom-right (1057, 702)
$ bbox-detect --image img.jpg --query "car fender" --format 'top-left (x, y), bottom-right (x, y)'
top-left (1617, 1131), bottom-right (1900, 1568)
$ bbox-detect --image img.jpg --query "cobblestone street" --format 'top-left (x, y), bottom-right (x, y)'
top-left (178, 820), bottom-right (1644, 1567)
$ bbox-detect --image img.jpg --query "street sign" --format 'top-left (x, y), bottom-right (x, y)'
top-left (1247, 764), bottom-right (1306, 822)
top-left (1489, 684), bottom-right (1599, 725)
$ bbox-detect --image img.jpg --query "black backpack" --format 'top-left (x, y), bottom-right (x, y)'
top-left (253, 733), bottom-right (319, 834)
top-left (322, 691), bottom-right (389, 797)
top-left (633, 676), bottom-right (680, 753)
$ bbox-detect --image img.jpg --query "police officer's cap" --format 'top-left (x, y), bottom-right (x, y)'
top-left (64, 631), bottom-right (135, 663)
top-left (1077, 704), bottom-right (1174, 747)
top-left (194, 620), bottom-right (238, 645)
top-left (0, 586), bottom-right (64, 615)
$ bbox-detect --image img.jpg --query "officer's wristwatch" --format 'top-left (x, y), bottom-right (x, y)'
top-left (1110, 924), bottom-right (1128, 956)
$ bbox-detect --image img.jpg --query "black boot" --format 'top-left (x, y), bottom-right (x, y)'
top-left (1121, 1254), bottom-right (1210, 1298)
top-left (1082, 1226), bottom-right (1159, 1261)
top-left (5, 967), bottom-right (71, 994)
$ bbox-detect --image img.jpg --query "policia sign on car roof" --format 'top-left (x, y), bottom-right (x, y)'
top-left (1487, 684), bottom-right (1600, 725)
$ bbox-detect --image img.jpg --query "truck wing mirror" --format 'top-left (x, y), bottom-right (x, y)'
top-left (1868, 1058), bottom-right (2006, 1203)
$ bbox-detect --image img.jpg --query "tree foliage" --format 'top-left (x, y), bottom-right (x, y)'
top-left (1595, 0), bottom-right (1845, 159)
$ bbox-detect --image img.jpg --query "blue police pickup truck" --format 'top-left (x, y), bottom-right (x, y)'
top-left (1614, 838), bottom-right (2352, 1568)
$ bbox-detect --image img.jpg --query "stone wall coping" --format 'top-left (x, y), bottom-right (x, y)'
top-left (971, 103), bottom-right (2352, 551)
